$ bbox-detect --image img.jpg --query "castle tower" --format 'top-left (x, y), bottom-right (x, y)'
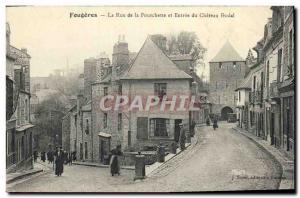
top-left (209, 41), bottom-right (247, 120)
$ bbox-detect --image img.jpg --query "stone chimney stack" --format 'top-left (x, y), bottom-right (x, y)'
top-left (112, 35), bottom-right (129, 79)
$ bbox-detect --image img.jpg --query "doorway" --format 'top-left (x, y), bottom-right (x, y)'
top-left (99, 138), bottom-right (110, 164)
top-left (80, 143), bottom-right (83, 160)
top-left (221, 106), bottom-right (233, 121)
top-left (270, 113), bottom-right (275, 145)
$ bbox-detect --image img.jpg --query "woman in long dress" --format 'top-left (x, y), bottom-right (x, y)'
top-left (110, 145), bottom-right (122, 176)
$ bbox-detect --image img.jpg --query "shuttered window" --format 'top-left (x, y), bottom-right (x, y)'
top-left (137, 117), bottom-right (148, 140)
top-left (149, 118), bottom-right (170, 137)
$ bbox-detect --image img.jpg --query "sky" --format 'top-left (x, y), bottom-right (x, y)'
top-left (6, 6), bottom-right (272, 79)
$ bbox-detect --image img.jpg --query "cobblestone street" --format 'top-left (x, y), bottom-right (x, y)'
top-left (7, 122), bottom-right (282, 192)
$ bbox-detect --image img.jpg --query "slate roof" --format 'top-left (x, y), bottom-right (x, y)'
top-left (121, 36), bottom-right (192, 80)
top-left (210, 41), bottom-right (244, 62)
top-left (235, 71), bottom-right (252, 91)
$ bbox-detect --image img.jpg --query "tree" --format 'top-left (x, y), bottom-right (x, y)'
top-left (166, 31), bottom-right (207, 59)
top-left (33, 94), bottom-right (66, 151)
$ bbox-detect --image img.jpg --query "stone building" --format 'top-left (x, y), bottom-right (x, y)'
top-left (236, 6), bottom-right (295, 157)
top-left (278, 6), bottom-right (295, 154)
top-left (6, 23), bottom-right (34, 173)
top-left (67, 54), bottom-right (110, 161)
top-left (209, 41), bottom-right (248, 120)
top-left (235, 68), bottom-right (252, 130)
top-left (169, 54), bottom-right (210, 125)
top-left (90, 36), bottom-right (192, 163)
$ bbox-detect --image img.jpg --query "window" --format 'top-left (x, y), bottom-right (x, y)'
top-left (25, 99), bottom-right (28, 121)
top-left (150, 118), bottom-right (170, 137)
top-left (233, 62), bottom-right (237, 68)
top-left (288, 29), bottom-right (294, 76)
top-left (103, 87), bottom-right (108, 96)
top-left (219, 62), bottom-right (223, 69)
top-left (154, 83), bottom-right (167, 101)
top-left (238, 91), bottom-right (241, 102)
top-left (85, 119), bottom-right (89, 134)
top-left (7, 131), bottom-right (14, 154)
top-left (118, 113), bottom-right (122, 131)
top-left (277, 48), bottom-right (283, 82)
top-left (74, 115), bottom-right (77, 126)
top-left (103, 113), bottom-right (107, 128)
top-left (118, 85), bottom-right (122, 95)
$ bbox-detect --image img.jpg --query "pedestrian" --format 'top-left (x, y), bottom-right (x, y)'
top-left (41, 151), bottom-right (46, 162)
top-left (55, 148), bottom-right (64, 176)
top-left (179, 123), bottom-right (186, 151)
top-left (68, 152), bottom-right (72, 166)
top-left (190, 120), bottom-right (196, 137)
top-left (109, 145), bottom-right (123, 176)
top-left (33, 150), bottom-right (38, 162)
top-left (63, 151), bottom-right (68, 165)
top-left (72, 151), bottom-right (77, 162)
top-left (213, 117), bottom-right (218, 130)
top-left (49, 150), bottom-right (54, 164)
top-left (206, 117), bottom-right (211, 126)
top-left (47, 150), bottom-right (51, 164)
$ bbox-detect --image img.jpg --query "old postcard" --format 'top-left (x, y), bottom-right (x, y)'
top-left (5, 6), bottom-right (295, 193)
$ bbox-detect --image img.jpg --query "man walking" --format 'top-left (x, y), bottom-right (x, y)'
top-left (179, 123), bottom-right (186, 151)
top-left (41, 151), bottom-right (46, 162)
top-left (55, 148), bottom-right (64, 176)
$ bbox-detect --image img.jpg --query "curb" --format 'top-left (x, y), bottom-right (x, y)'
top-left (72, 162), bottom-right (135, 170)
top-left (6, 169), bottom-right (43, 184)
top-left (232, 127), bottom-right (294, 190)
top-left (146, 126), bottom-right (199, 177)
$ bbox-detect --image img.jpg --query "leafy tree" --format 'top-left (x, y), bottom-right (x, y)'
top-left (33, 94), bottom-right (66, 151)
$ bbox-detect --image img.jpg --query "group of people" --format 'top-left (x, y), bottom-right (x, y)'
top-left (33, 147), bottom-right (77, 177)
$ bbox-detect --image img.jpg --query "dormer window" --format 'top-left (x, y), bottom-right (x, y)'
top-left (219, 62), bottom-right (223, 69)
top-left (154, 83), bottom-right (167, 101)
top-left (233, 62), bottom-right (237, 68)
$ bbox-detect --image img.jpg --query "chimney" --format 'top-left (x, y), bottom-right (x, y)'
top-left (112, 37), bottom-right (129, 78)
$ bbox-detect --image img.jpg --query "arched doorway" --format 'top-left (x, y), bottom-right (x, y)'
top-left (221, 106), bottom-right (233, 121)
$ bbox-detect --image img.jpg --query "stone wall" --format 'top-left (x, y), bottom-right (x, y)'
top-left (209, 61), bottom-right (247, 115)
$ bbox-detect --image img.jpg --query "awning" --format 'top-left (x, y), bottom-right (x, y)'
top-left (98, 132), bottom-right (111, 138)
top-left (16, 124), bottom-right (35, 132)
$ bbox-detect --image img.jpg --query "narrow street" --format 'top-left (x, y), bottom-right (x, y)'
top-left (7, 122), bottom-right (282, 192)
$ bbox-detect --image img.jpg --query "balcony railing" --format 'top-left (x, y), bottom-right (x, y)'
top-left (269, 82), bottom-right (280, 98)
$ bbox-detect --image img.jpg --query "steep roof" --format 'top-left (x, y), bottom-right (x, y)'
top-left (210, 41), bottom-right (244, 62)
top-left (235, 71), bottom-right (252, 91)
top-left (121, 36), bottom-right (192, 80)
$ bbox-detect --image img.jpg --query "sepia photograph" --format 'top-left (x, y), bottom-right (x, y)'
top-left (5, 5), bottom-right (295, 193)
